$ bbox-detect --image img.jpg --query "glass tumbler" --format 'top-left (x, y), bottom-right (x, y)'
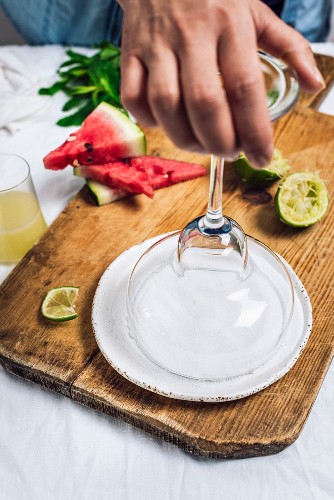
top-left (0, 154), bottom-right (47, 264)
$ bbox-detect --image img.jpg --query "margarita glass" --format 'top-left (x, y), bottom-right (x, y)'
top-left (126, 52), bottom-right (300, 381)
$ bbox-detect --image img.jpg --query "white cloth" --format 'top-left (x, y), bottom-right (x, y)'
top-left (0, 49), bottom-right (51, 136)
top-left (0, 44), bottom-right (334, 500)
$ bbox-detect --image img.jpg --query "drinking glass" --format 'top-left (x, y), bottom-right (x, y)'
top-left (0, 154), bottom-right (47, 263)
top-left (126, 52), bottom-right (300, 381)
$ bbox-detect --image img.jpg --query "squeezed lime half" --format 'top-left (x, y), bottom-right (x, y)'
top-left (41, 286), bottom-right (79, 322)
top-left (233, 149), bottom-right (291, 185)
top-left (275, 172), bottom-right (329, 227)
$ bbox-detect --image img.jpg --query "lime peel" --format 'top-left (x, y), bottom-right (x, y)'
top-left (275, 172), bottom-right (329, 227)
top-left (233, 149), bottom-right (291, 185)
top-left (41, 286), bottom-right (80, 322)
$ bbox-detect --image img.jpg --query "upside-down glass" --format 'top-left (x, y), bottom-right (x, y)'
top-left (126, 52), bottom-right (300, 381)
top-left (0, 154), bottom-right (47, 264)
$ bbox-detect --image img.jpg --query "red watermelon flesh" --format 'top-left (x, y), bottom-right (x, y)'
top-left (129, 157), bottom-right (170, 189)
top-left (130, 156), bottom-right (206, 189)
top-left (75, 156), bottom-right (206, 199)
top-left (77, 162), bottom-right (153, 198)
top-left (43, 102), bottom-right (146, 170)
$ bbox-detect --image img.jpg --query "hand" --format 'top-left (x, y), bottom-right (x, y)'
top-left (118, 0), bottom-right (324, 166)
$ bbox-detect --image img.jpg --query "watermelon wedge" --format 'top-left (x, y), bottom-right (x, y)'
top-left (74, 156), bottom-right (206, 202)
top-left (74, 168), bottom-right (127, 205)
top-left (75, 161), bottom-right (153, 198)
top-left (130, 156), bottom-right (206, 189)
top-left (43, 102), bottom-right (146, 170)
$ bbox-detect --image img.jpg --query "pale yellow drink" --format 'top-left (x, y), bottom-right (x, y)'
top-left (0, 191), bottom-right (47, 262)
top-left (0, 154), bottom-right (47, 264)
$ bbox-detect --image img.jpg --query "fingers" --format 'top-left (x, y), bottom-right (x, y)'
top-left (120, 0), bottom-right (324, 166)
top-left (123, 43), bottom-right (239, 157)
top-left (119, 0), bottom-right (271, 162)
top-left (147, 48), bottom-right (203, 152)
top-left (121, 55), bottom-right (157, 127)
top-left (179, 41), bottom-right (238, 158)
top-left (253, 2), bottom-right (325, 93)
top-left (217, 11), bottom-right (273, 166)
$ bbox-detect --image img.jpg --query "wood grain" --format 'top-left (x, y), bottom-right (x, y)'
top-left (0, 63), bottom-right (334, 458)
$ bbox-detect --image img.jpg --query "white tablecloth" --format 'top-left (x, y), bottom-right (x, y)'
top-left (0, 44), bottom-right (334, 500)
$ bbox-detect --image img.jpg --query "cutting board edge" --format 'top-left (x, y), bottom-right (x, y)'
top-left (0, 352), bottom-right (72, 397)
top-left (0, 348), bottom-right (312, 459)
top-left (70, 383), bottom-right (297, 459)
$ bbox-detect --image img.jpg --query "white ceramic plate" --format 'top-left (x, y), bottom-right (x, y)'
top-left (92, 234), bottom-right (312, 402)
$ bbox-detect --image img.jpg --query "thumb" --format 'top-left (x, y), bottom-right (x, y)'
top-left (252, 2), bottom-right (325, 93)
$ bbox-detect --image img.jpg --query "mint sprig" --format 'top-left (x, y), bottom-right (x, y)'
top-left (39, 43), bottom-right (126, 127)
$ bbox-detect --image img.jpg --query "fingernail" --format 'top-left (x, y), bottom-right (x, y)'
top-left (314, 67), bottom-right (326, 90)
top-left (225, 151), bottom-right (240, 162)
top-left (247, 154), bottom-right (270, 169)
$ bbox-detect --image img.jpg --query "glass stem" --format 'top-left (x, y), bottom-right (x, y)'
top-left (203, 154), bottom-right (225, 229)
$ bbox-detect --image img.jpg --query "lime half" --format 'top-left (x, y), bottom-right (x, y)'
top-left (233, 149), bottom-right (291, 185)
top-left (275, 172), bottom-right (329, 227)
top-left (41, 286), bottom-right (79, 322)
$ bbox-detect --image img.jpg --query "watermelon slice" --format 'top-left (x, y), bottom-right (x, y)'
top-left (43, 102), bottom-right (146, 170)
top-left (74, 156), bottom-right (206, 202)
top-left (74, 168), bottom-right (127, 205)
top-left (75, 161), bottom-right (153, 198)
top-left (130, 156), bottom-right (206, 189)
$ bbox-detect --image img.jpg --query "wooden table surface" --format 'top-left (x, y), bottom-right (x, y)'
top-left (0, 54), bottom-right (333, 459)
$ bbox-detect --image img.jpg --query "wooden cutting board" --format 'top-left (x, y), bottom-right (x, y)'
top-left (0, 55), bottom-right (333, 459)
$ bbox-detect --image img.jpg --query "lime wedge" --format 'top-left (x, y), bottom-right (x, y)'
top-left (41, 286), bottom-right (79, 322)
top-left (275, 172), bottom-right (329, 227)
top-left (233, 149), bottom-right (291, 185)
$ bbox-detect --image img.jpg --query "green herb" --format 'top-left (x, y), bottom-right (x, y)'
top-left (267, 88), bottom-right (280, 107)
top-left (39, 42), bottom-right (127, 126)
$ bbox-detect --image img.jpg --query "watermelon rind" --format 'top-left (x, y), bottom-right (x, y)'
top-left (73, 166), bottom-right (84, 178)
top-left (86, 179), bottom-right (127, 206)
top-left (74, 167), bottom-right (127, 205)
top-left (96, 102), bottom-right (146, 155)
